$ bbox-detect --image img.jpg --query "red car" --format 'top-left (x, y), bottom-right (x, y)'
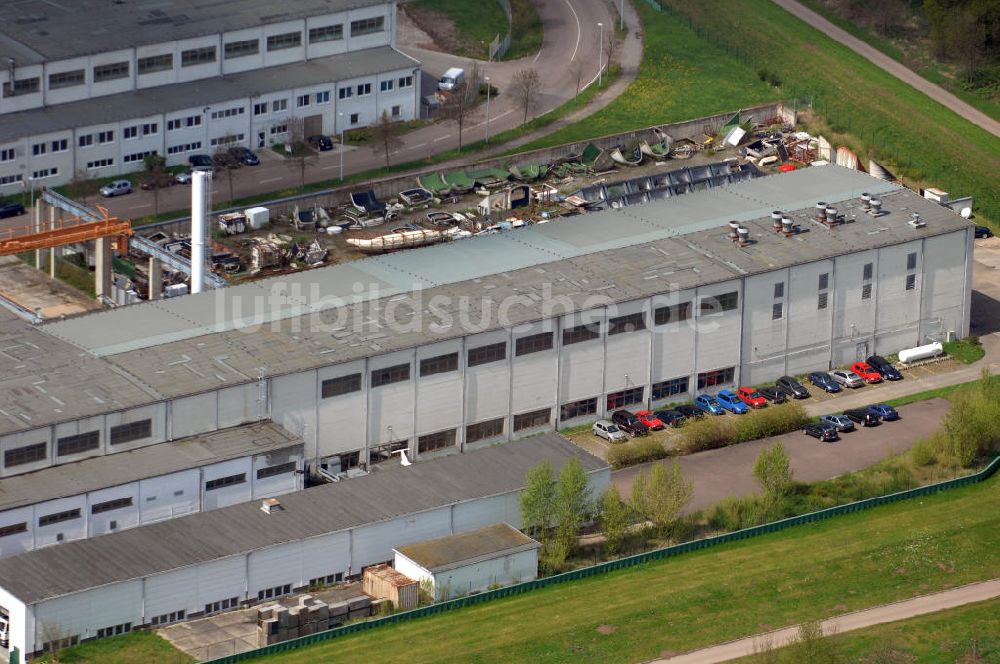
top-left (635, 410), bottom-right (666, 431)
top-left (736, 387), bottom-right (767, 408)
top-left (850, 362), bottom-right (883, 384)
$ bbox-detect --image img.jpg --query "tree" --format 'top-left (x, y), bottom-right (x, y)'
top-left (141, 153), bottom-right (174, 216)
top-left (519, 461), bottom-right (556, 538)
top-left (554, 457), bottom-right (592, 551)
top-left (510, 68), bottom-right (542, 124)
top-left (605, 28), bottom-right (618, 80)
top-left (284, 117), bottom-right (317, 187)
top-left (642, 461), bottom-right (693, 535)
top-left (753, 442), bottom-right (793, 498)
top-left (212, 134), bottom-right (241, 203)
top-left (570, 60), bottom-right (584, 97)
top-left (370, 109), bottom-right (405, 169)
top-left (439, 74), bottom-right (478, 150)
top-left (64, 169), bottom-right (101, 205)
top-left (598, 485), bottom-right (632, 556)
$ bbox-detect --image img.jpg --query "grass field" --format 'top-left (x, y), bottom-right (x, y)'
top-left (526, 1), bottom-right (1000, 227)
top-left (733, 597), bottom-right (1000, 663)
top-left (406, 0), bottom-right (508, 60)
top-left (35, 630), bottom-right (192, 664)
top-left (258, 473), bottom-right (1000, 664)
top-left (943, 338), bottom-right (987, 364)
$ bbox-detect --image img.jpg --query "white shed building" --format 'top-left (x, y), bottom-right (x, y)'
top-left (394, 523), bottom-right (541, 601)
top-left (0, 434), bottom-right (607, 659)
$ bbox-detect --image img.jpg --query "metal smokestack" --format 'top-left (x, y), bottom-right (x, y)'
top-left (191, 170), bottom-right (211, 294)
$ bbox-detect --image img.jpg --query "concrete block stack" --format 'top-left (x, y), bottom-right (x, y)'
top-left (256, 594), bottom-right (375, 647)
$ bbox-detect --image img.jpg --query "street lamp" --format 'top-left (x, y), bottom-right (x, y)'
top-left (620, 0), bottom-right (624, 31)
top-left (484, 76), bottom-right (491, 144)
top-left (597, 23), bottom-right (604, 87)
top-left (337, 112), bottom-right (345, 182)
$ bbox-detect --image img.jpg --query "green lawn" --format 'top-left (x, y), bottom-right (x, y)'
top-left (408, 0), bottom-right (508, 60)
top-left (943, 338), bottom-right (987, 364)
top-left (733, 597), bottom-right (1000, 663)
top-left (263, 474), bottom-right (1000, 664)
top-left (35, 630), bottom-right (192, 664)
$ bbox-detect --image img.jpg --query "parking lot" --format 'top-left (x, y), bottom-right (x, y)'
top-left (613, 397), bottom-right (952, 512)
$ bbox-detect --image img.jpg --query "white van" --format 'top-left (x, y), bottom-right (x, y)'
top-left (438, 67), bottom-right (465, 91)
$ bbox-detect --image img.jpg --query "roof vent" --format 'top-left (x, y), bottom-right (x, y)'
top-left (815, 202), bottom-right (827, 224)
top-left (736, 227), bottom-right (750, 246)
top-left (908, 213), bottom-right (926, 229)
top-left (727, 220), bottom-right (740, 242)
top-left (771, 211), bottom-right (783, 232)
top-left (860, 192), bottom-right (871, 211)
top-left (261, 498), bottom-right (284, 514)
top-left (868, 198), bottom-right (883, 216)
top-left (781, 218), bottom-right (794, 235)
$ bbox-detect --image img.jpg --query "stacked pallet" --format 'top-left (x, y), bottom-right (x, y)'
top-left (256, 594), bottom-right (374, 646)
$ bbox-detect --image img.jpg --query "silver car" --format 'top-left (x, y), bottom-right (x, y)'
top-left (819, 414), bottom-right (855, 432)
top-left (99, 179), bottom-right (132, 197)
top-left (592, 420), bottom-right (627, 443)
top-left (830, 370), bottom-right (864, 389)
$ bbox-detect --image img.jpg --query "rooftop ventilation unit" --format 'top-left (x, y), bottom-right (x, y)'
top-left (781, 217), bottom-right (795, 235)
top-left (727, 221), bottom-right (740, 242)
top-left (736, 227), bottom-right (750, 246)
top-left (908, 213), bottom-right (926, 229)
top-left (860, 193), bottom-right (871, 211)
top-left (771, 211), bottom-right (783, 232)
top-left (261, 498), bottom-right (284, 514)
top-left (868, 198), bottom-right (884, 216)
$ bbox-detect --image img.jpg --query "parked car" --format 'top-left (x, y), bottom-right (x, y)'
top-left (830, 369), bottom-right (865, 389)
top-left (866, 404), bottom-right (900, 421)
top-left (188, 154), bottom-right (215, 170)
top-left (694, 394), bottom-right (725, 416)
top-left (975, 225), bottom-right (993, 239)
top-left (99, 180), bottom-right (132, 197)
top-left (716, 390), bottom-right (749, 414)
top-left (174, 171), bottom-right (193, 185)
top-left (308, 134), bottom-right (334, 151)
top-left (866, 354), bottom-right (902, 381)
top-left (776, 375), bottom-right (810, 399)
top-left (844, 407), bottom-right (880, 427)
top-left (229, 146), bottom-right (260, 166)
top-left (675, 404), bottom-right (704, 420)
top-left (804, 422), bottom-right (839, 442)
top-left (758, 386), bottom-right (787, 404)
top-left (654, 409), bottom-right (686, 427)
top-left (850, 362), bottom-right (883, 384)
top-left (592, 419), bottom-right (627, 443)
top-left (611, 410), bottom-right (650, 436)
top-left (736, 387), bottom-right (767, 408)
top-left (808, 372), bottom-right (842, 393)
top-left (819, 414), bottom-right (856, 433)
top-left (635, 410), bottom-right (666, 431)
top-left (0, 202), bottom-right (26, 218)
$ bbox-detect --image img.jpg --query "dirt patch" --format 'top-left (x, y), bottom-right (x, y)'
top-left (401, 5), bottom-right (466, 56)
top-left (832, 603), bottom-right (849, 612)
top-left (596, 624), bottom-right (618, 635)
top-left (659, 651), bottom-right (679, 658)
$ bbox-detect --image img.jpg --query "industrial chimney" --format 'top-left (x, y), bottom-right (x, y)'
top-left (191, 170), bottom-right (211, 294)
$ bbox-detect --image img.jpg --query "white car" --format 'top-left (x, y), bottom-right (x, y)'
top-left (592, 420), bottom-right (627, 443)
top-left (830, 370), bottom-right (864, 389)
top-left (100, 180), bottom-right (132, 197)
top-left (174, 171), bottom-right (193, 184)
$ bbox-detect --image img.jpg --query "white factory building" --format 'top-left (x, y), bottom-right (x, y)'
top-left (0, 434), bottom-right (607, 657)
top-left (0, 0), bottom-right (420, 194)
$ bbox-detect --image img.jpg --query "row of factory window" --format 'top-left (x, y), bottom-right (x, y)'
top-left (3, 18), bottom-right (386, 98)
top-left (335, 76), bottom-right (413, 100)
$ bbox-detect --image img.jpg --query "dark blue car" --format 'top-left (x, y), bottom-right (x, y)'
top-left (866, 404), bottom-right (899, 421)
top-left (808, 372), bottom-right (842, 393)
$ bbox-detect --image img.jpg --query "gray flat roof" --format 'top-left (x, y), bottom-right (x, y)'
top-left (395, 523), bottom-right (539, 573)
top-left (0, 422), bottom-right (300, 513)
top-left (0, 47), bottom-right (420, 143)
top-left (0, 0), bottom-right (386, 65)
top-left (0, 434), bottom-right (605, 604)
top-left (9, 167), bottom-right (970, 436)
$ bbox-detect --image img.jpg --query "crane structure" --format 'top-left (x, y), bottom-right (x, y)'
top-left (0, 206), bottom-right (132, 256)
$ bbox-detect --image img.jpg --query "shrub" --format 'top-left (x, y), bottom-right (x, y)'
top-left (606, 437), bottom-right (669, 468)
top-left (677, 403), bottom-right (810, 453)
top-left (910, 438), bottom-right (936, 467)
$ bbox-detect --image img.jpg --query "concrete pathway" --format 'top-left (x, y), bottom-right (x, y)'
top-left (648, 578), bottom-right (1000, 663)
top-left (772, 0), bottom-right (1000, 139)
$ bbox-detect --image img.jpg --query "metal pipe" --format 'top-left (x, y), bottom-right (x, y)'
top-left (191, 170), bottom-right (210, 294)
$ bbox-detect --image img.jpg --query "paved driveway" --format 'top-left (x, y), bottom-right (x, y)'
top-left (613, 398), bottom-right (951, 513)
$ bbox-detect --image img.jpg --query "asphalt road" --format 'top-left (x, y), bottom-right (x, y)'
top-left (87, 0), bottom-right (625, 222)
top-left (612, 397), bottom-right (952, 512)
top-left (651, 578), bottom-right (1000, 663)
top-left (773, 0), bottom-right (1000, 139)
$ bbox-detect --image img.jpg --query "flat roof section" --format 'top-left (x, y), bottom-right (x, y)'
top-left (395, 523), bottom-right (540, 573)
top-left (0, 422), bottom-right (301, 513)
top-left (0, 0), bottom-right (387, 65)
top-left (0, 47), bottom-right (420, 144)
top-left (0, 433), bottom-right (606, 604)
top-left (0, 257), bottom-right (102, 319)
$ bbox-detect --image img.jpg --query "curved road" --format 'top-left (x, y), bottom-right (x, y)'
top-left (93, 0), bottom-right (631, 221)
top-left (773, 0), bottom-right (1000, 139)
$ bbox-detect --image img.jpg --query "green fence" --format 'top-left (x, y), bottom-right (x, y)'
top-left (203, 456), bottom-right (1000, 663)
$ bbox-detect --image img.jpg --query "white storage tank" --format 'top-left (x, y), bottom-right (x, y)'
top-left (245, 207), bottom-right (270, 230)
top-left (898, 342), bottom-right (943, 364)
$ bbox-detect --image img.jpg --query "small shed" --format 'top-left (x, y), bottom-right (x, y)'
top-left (362, 563), bottom-right (419, 610)
top-left (393, 523), bottom-right (540, 601)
